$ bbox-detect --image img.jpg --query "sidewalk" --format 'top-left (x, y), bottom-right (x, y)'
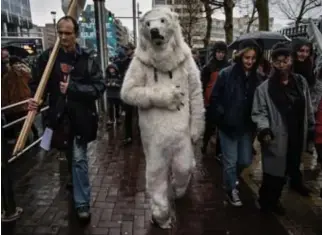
top-left (3, 126), bottom-right (289, 235)
top-left (242, 140), bottom-right (322, 235)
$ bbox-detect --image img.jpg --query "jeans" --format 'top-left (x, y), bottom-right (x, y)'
top-left (67, 137), bottom-right (90, 209)
top-left (219, 130), bottom-right (253, 191)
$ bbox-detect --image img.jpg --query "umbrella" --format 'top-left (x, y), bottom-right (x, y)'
top-left (1, 45), bottom-right (31, 58)
top-left (228, 31), bottom-right (291, 50)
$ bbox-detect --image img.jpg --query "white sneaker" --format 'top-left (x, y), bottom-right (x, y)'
top-left (227, 189), bottom-right (243, 207)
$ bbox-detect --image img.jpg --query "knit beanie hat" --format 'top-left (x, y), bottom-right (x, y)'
top-left (271, 42), bottom-right (291, 60)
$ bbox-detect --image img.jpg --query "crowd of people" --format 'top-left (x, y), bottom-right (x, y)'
top-left (106, 35), bottom-right (322, 215)
top-left (1, 14), bottom-right (322, 224)
top-left (198, 38), bottom-right (322, 214)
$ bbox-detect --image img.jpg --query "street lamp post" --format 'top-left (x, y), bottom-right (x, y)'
top-left (50, 11), bottom-right (57, 37)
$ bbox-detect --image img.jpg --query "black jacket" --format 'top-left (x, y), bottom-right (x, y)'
top-left (29, 46), bottom-right (106, 143)
top-left (209, 63), bottom-right (264, 137)
top-left (106, 63), bottom-right (122, 99)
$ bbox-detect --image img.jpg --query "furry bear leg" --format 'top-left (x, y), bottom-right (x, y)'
top-left (145, 149), bottom-right (173, 229)
top-left (171, 137), bottom-right (194, 199)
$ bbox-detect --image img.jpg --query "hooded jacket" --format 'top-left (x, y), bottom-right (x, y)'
top-left (105, 63), bottom-right (122, 99)
top-left (292, 37), bottom-right (315, 86)
top-left (201, 41), bottom-right (230, 93)
top-left (209, 39), bottom-right (264, 136)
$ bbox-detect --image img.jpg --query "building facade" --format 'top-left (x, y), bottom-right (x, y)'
top-left (78, 4), bottom-right (129, 57)
top-left (1, 0), bottom-right (33, 36)
top-left (193, 15), bottom-right (274, 48)
top-left (39, 24), bottom-right (56, 49)
top-left (152, 0), bottom-right (167, 7)
top-left (152, 0), bottom-right (275, 48)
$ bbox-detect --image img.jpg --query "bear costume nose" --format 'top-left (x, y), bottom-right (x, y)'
top-left (150, 28), bottom-right (159, 37)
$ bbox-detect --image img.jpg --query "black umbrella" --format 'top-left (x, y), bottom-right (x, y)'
top-left (1, 45), bottom-right (30, 58)
top-left (228, 31), bottom-right (291, 50)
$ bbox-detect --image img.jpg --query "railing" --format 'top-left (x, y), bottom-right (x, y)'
top-left (1, 100), bottom-right (48, 223)
top-left (1, 32), bottom-right (44, 38)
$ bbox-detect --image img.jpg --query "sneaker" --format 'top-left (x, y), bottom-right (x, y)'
top-left (122, 137), bottom-right (132, 145)
top-left (227, 189), bottom-right (243, 207)
top-left (76, 206), bottom-right (91, 221)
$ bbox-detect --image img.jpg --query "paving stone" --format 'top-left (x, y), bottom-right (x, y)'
top-left (3, 126), bottom-right (317, 235)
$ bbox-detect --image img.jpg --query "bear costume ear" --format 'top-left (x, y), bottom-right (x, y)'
top-left (171, 12), bottom-right (179, 21)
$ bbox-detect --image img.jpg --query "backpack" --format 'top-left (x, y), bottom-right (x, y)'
top-left (204, 71), bottom-right (219, 106)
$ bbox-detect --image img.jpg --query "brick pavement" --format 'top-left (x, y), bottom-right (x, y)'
top-left (3, 125), bottom-right (290, 235)
top-left (242, 140), bottom-right (322, 235)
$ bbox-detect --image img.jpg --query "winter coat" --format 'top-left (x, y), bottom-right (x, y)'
top-left (105, 63), bottom-right (122, 99)
top-left (209, 63), bottom-right (264, 137)
top-left (29, 46), bottom-right (106, 143)
top-left (252, 75), bottom-right (315, 177)
top-left (1, 61), bottom-right (32, 114)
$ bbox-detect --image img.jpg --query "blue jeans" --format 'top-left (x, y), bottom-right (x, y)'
top-left (219, 130), bottom-right (253, 192)
top-left (67, 138), bottom-right (91, 209)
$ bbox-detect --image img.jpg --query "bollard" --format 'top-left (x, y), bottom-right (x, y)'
top-left (1, 127), bottom-right (23, 222)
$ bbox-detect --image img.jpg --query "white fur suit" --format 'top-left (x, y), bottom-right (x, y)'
top-left (120, 7), bottom-right (205, 229)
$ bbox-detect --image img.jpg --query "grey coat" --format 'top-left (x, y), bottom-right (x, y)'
top-left (251, 76), bottom-right (315, 177)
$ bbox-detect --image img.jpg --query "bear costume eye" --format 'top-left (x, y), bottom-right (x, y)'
top-left (146, 21), bottom-right (150, 27)
top-left (161, 18), bottom-right (165, 23)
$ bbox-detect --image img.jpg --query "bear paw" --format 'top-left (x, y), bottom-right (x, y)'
top-left (151, 85), bottom-right (184, 110)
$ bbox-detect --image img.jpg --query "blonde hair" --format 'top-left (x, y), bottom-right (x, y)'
top-left (233, 47), bottom-right (257, 61)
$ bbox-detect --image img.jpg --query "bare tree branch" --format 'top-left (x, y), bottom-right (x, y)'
top-left (278, 0), bottom-right (322, 28)
top-left (176, 0), bottom-right (204, 47)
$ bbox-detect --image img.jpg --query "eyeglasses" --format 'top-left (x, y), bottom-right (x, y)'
top-left (273, 58), bottom-right (291, 66)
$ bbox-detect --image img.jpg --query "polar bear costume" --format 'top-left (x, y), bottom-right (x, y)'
top-left (120, 7), bottom-right (205, 228)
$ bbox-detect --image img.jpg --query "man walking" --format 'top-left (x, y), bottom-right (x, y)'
top-left (28, 16), bottom-right (105, 221)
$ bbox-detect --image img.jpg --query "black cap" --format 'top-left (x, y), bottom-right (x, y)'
top-left (271, 42), bottom-right (291, 60)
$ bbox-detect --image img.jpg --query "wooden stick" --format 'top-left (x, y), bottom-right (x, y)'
top-left (12, 0), bottom-right (78, 156)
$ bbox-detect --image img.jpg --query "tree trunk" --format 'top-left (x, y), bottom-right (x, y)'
top-left (224, 0), bottom-right (234, 44)
top-left (295, 0), bottom-right (307, 31)
top-left (203, 2), bottom-right (212, 48)
top-left (255, 0), bottom-right (269, 30)
top-left (246, 4), bottom-right (256, 33)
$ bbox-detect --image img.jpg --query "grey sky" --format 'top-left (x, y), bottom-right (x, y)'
top-left (30, 0), bottom-right (321, 31)
top-left (30, 0), bottom-right (152, 30)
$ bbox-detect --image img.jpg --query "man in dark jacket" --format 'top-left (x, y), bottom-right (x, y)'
top-left (28, 16), bottom-right (105, 221)
top-left (201, 41), bottom-right (230, 157)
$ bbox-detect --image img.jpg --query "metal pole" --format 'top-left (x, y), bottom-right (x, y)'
top-left (53, 19), bottom-right (57, 38)
top-left (93, 0), bottom-right (108, 113)
top-left (132, 0), bottom-right (137, 46)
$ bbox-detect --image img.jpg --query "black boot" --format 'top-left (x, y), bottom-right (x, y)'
top-left (290, 183), bottom-right (311, 197)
